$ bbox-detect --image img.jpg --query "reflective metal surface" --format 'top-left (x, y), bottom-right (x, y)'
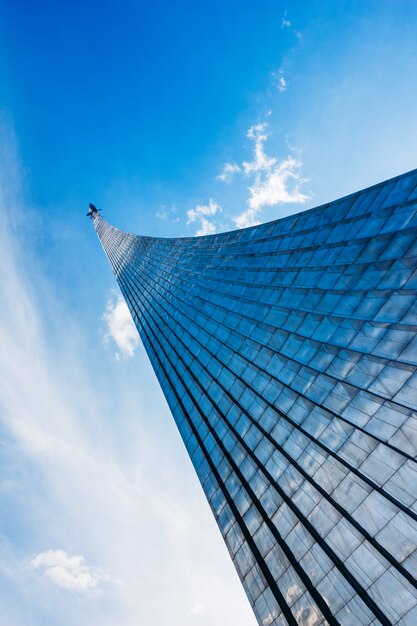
top-left (93, 170), bottom-right (417, 626)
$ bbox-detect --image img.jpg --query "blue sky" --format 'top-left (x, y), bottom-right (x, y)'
top-left (1, 1), bottom-right (417, 624)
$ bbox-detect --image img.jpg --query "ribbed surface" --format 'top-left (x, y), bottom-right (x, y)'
top-left (93, 170), bottom-right (417, 626)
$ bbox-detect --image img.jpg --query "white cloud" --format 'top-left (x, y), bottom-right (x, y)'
top-left (186, 198), bottom-right (219, 222)
top-left (103, 293), bottom-right (139, 359)
top-left (248, 156), bottom-right (308, 210)
top-left (217, 162), bottom-right (241, 183)
top-left (232, 207), bottom-right (260, 229)
top-left (195, 217), bottom-right (217, 236)
top-left (182, 123), bottom-right (308, 232)
top-left (233, 122), bottom-right (309, 228)
top-left (187, 199), bottom-right (220, 236)
top-left (30, 550), bottom-right (112, 594)
top-left (278, 75), bottom-right (287, 93)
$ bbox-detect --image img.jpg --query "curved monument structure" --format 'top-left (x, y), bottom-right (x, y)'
top-left (92, 170), bottom-right (417, 626)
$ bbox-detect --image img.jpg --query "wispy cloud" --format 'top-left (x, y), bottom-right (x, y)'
top-left (271, 69), bottom-right (287, 93)
top-left (278, 74), bottom-right (287, 93)
top-left (217, 162), bottom-right (241, 183)
top-left (232, 208), bottom-right (259, 229)
top-left (247, 154), bottom-right (308, 210)
top-left (103, 293), bottom-right (139, 359)
top-left (155, 207), bottom-right (169, 220)
top-left (30, 550), bottom-right (113, 594)
top-left (282, 17), bottom-right (291, 29)
top-left (233, 123), bottom-right (309, 228)
top-left (281, 11), bottom-right (301, 37)
top-left (187, 198), bottom-right (219, 222)
top-left (187, 199), bottom-right (220, 236)
top-left (155, 205), bottom-right (179, 222)
top-left (195, 217), bottom-right (217, 236)
top-left (0, 118), bottom-right (255, 626)
top-left (243, 123), bottom-right (275, 175)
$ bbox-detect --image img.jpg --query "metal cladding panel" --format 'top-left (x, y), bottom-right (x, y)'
top-left (92, 169), bottom-right (417, 626)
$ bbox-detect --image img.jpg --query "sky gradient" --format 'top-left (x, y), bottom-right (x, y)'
top-left (1, 1), bottom-right (417, 624)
